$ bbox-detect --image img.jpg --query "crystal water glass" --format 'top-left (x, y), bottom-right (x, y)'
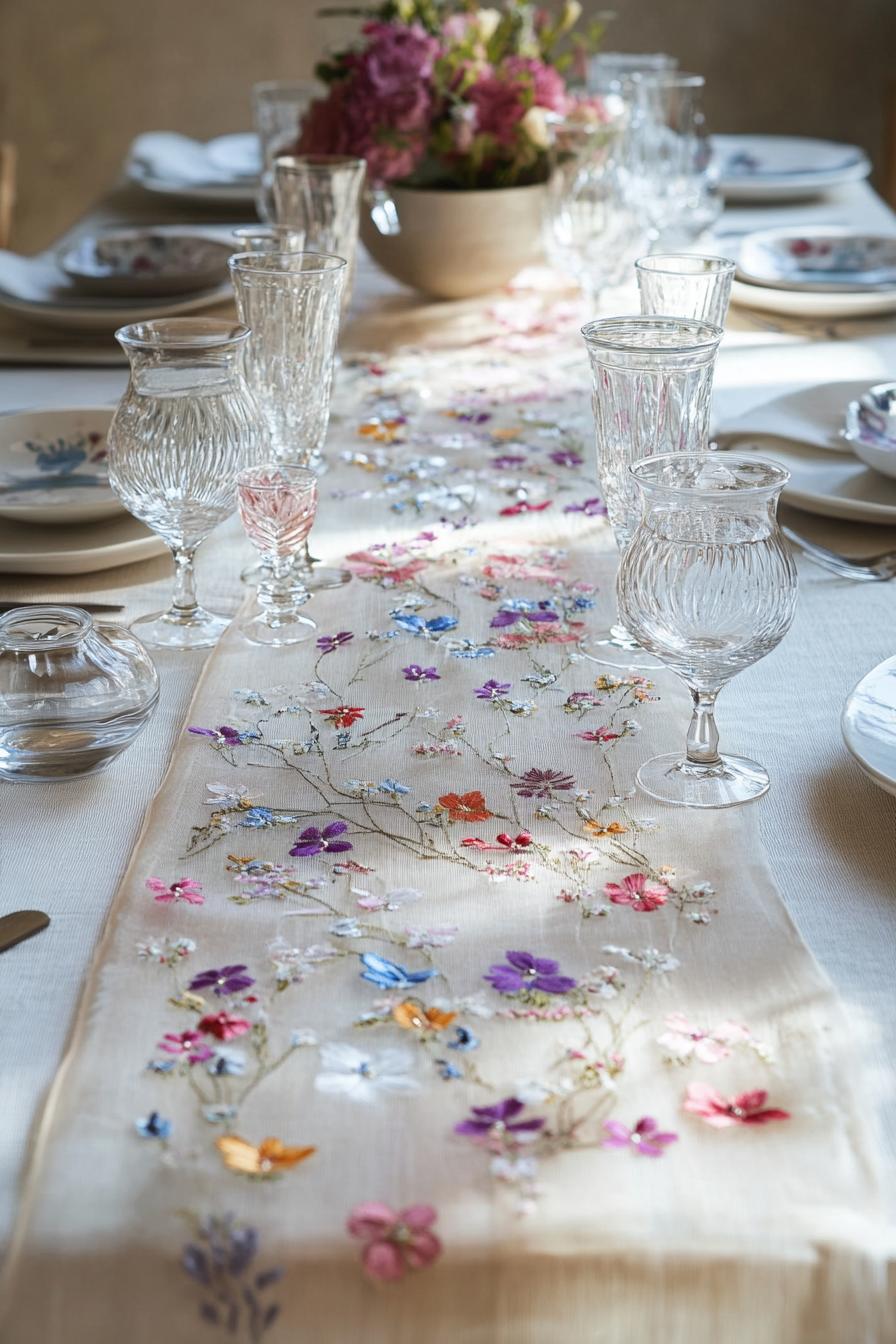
top-left (581, 315), bottom-right (723, 665)
top-left (253, 80), bottom-right (321, 220)
top-left (229, 250), bottom-right (348, 590)
top-left (627, 72), bottom-right (712, 242)
top-left (586, 51), bottom-right (677, 94)
top-left (108, 319), bottom-right (261, 649)
top-left (618, 452), bottom-right (797, 807)
top-left (237, 465), bottom-right (318, 645)
top-left (636, 254), bottom-right (736, 326)
top-left (232, 224), bottom-right (305, 253)
top-left (273, 155), bottom-right (365, 313)
top-left (544, 116), bottom-right (644, 307)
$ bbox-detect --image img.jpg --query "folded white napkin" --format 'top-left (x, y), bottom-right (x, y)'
top-left (714, 380), bottom-right (875, 453)
top-left (0, 250), bottom-right (76, 304)
top-left (128, 133), bottom-right (254, 186)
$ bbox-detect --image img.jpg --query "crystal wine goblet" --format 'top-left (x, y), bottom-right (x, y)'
top-left (636, 253), bottom-right (735, 326)
top-left (107, 319), bottom-right (261, 649)
top-left (580, 315), bottom-right (723, 666)
top-left (229, 249), bottom-right (348, 590)
top-left (617, 452), bottom-right (797, 807)
top-left (237, 464), bottom-right (318, 645)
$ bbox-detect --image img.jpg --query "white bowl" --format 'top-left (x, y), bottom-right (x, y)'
top-left (844, 385), bottom-right (896, 481)
top-left (0, 408), bottom-right (122, 525)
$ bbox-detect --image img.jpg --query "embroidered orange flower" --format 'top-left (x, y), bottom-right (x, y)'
top-left (320, 705), bottom-right (365, 730)
top-left (392, 1001), bottom-right (456, 1034)
top-left (490, 425), bottom-right (524, 441)
top-left (215, 1135), bottom-right (316, 1178)
top-left (584, 819), bottom-right (628, 839)
top-left (436, 790), bottom-right (493, 823)
top-left (358, 417), bottom-right (405, 443)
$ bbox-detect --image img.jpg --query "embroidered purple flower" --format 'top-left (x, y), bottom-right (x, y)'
top-left (457, 410), bottom-right (491, 423)
top-left (454, 1097), bottom-right (545, 1138)
top-left (490, 607), bottom-right (557, 628)
top-left (189, 965), bottom-right (256, 997)
top-left (316, 631), bottom-right (354, 654)
top-left (563, 497), bottom-right (607, 517)
top-left (512, 768), bottom-right (575, 798)
top-left (549, 449), bottom-right (583, 467)
top-left (158, 1030), bottom-right (214, 1065)
top-left (485, 950), bottom-right (577, 995)
top-left (602, 1116), bottom-right (678, 1157)
top-left (290, 820), bottom-right (352, 857)
top-left (188, 725), bottom-right (245, 745)
top-left (474, 679), bottom-right (512, 699)
top-left (492, 453), bottom-right (526, 469)
top-left (402, 663), bottom-right (441, 681)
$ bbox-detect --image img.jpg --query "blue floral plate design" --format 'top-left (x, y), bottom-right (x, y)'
top-left (0, 407), bottom-right (122, 525)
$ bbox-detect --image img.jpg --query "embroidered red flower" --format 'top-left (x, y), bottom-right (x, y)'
top-left (320, 705), bottom-right (365, 730)
top-left (576, 728), bottom-right (620, 744)
top-left (683, 1081), bottom-right (790, 1127)
top-left (499, 499), bottom-right (553, 517)
top-left (461, 830), bottom-right (531, 851)
top-left (198, 1011), bottom-right (252, 1042)
top-left (437, 790), bottom-right (493, 823)
top-left (604, 873), bottom-right (669, 912)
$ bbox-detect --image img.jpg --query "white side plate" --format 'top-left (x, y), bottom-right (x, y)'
top-left (713, 134), bottom-right (871, 202)
top-left (729, 278), bottom-right (896, 320)
top-left (0, 514), bottom-right (167, 575)
top-left (0, 407), bottom-right (120, 525)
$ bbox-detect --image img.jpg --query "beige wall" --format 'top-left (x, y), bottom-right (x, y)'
top-left (1, 0), bottom-right (892, 252)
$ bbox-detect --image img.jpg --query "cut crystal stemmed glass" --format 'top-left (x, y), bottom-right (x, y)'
top-left (580, 315), bottom-right (723, 666)
top-left (626, 72), bottom-right (715, 245)
top-left (237, 464), bottom-right (318, 645)
top-left (617, 452), bottom-right (798, 807)
top-left (253, 80), bottom-right (321, 221)
top-left (107, 319), bottom-right (262, 649)
top-left (636, 253), bottom-right (736, 326)
top-left (273, 155), bottom-right (365, 314)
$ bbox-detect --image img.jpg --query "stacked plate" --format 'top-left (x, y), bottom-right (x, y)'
top-left (0, 408), bottom-right (165, 574)
top-left (713, 134), bottom-right (871, 203)
top-left (731, 227), bottom-right (896, 320)
top-left (126, 132), bottom-right (261, 205)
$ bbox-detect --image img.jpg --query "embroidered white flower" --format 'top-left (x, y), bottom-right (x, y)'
top-left (657, 1013), bottom-right (752, 1064)
top-left (204, 782), bottom-right (252, 808)
top-left (603, 945), bottom-right (681, 974)
top-left (314, 1043), bottom-right (420, 1101)
top-left (404, 925), bottom-right (458, 949)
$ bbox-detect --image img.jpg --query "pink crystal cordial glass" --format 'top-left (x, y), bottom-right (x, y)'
top-left (236, 464), bottom-right (318, 645)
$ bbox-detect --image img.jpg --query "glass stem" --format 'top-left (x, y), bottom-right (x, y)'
top-left (686, 689), bottom-right (722, 767)
top-left (171, 547), bottom-right (198, 618)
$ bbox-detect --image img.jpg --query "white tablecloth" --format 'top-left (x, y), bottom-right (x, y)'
top-left (1, 180), bottom-right (896, 1253)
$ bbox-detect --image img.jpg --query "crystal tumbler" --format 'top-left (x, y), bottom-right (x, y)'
top-left (253, 80), bottom-right (321, 221)
top-left (581, 315), bottom-right (723, 665)
top-left (636, 253), bottom-right (735, 326)
top-left (108, 319), bottom-right (262, 649)
top-left (0, 605), bottom-right (159, 780)
top-left (618, 452), bottom-right (797, 807)
top-left (237, 464), bottom-right (318, 645)
top-left (272, 155), bottom-right (365, 312)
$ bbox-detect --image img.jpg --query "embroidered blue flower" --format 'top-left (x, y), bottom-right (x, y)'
top-left (146, 1059), bottom-right (177, 1074)
top-left (447, 1026), bottom-right (480, 1051)
top-left (359, 952), bottom-right (438, 990)
top-left (135, 1111), bottom-right (172, 1139)
top-left (207, 1048), bottom-right (248, 1078)
top-left (391, 612), bottom-right (458, 637)
top-left (238, 806), bottom-right (275, 828)
top-left (377, 778), bottom-right (411, 797)
top-left (448, 641), bottom-right (495, 659)
top-left (435, 1059), bottom-right (463, 1080)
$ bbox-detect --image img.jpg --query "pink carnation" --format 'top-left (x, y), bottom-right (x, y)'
top-left (502, 56), bottom-right (568, 112)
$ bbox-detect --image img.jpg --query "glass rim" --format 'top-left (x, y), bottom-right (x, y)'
top-left (632, 70), bottom-right (705, 88)
top-left (591, 51), bottom-right (677, 66)
top-left (0, 604), bottom-right (94, 651)
top-left (274, 153), bottom-right (365, 173)
top-left (581, 314), bottom-right (723, 354)
top-left (635, 254), bottom-right (737, 278)
top-left (237, 463), bottom-right (318, 491)
top-left (231, 224), bottom-right (305, 239)
top-left (114, 318), bottom-right (250, 350)
top-left (229, 250), bottom-right (347, 275)
top-left (629, 451), bottom-right (791, 494)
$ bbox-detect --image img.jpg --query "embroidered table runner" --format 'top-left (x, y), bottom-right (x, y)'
top-left (4, 334), bottom-right (891, 1343)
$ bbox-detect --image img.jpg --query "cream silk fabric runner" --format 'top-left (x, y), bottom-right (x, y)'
top-left (3, 334), bottom-right (891, 1343)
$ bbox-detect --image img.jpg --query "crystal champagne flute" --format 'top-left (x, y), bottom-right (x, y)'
top-left (617, 452), bottom-right (797, 807)
top-left (237, 464), bottom-right (318, 645)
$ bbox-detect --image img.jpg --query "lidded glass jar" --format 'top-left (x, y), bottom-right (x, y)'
top-left (0, 606), bottom-right (160, 781)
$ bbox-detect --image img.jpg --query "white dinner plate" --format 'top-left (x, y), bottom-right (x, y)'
top-left (738, 228), bottom-right (896, 292)
top-left (0, 279), bottom-right (234, 333)
top-left (735, 439), bottom-right (896, 524)
top-left (0, 408), bottom-right (121, 525)
top-left (0, 514), bottom-right (167, 575)
top-left (842, 655), bottom-right (896, 798)
top-left (729, 277), bottom-right (896, 320)
top-left (713, 134), bottom-right (871, 202)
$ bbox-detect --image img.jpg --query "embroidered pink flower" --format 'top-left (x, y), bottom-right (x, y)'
top-left (347, 1201), bottom-right (442, 1281)
top-left (658, 1014), bottom-right (752, 1064)
top-left (683, 1082), bottom-right (790, 1127)
top-left (157, 1030), bottom-right (213, 1065)
top-left (604, 873), bottom-right (669, 912)
top-left (602, 1116), bottom-right (678, 1157)
top-left (145, 876), bottom-right (204, 905)
top-left (198, 1011), bottom-right (252, 1042)
top-left (576, 728), bottom-right (620, 744)
top-left (345, 549), bottom-right (428, 584)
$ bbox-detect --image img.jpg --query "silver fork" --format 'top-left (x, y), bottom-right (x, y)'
top-left (782, 527), bottom-right (896, 581)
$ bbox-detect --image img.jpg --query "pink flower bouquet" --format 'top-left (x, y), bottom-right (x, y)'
top-left (299, 0), bottom-right (606, 187)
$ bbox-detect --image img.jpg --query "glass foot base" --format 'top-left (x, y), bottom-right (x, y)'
top-left (132, 607), bottom-right (230, 650)
top-left (636, 752), bottom-right (769, 809)
top-left (240, 610), bottom-right (316, 647)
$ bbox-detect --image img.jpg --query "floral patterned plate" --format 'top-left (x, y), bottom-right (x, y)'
top-left (61, 229), bottom-right (233, 297)
top-left (0, 408), bottom-right (123, 525)
top-left (738, 229), bottom-right (896, 293)
top-left (842, 655), bottom-right (896, 798)
top-left (713, 135), bottom-right (870, 202)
